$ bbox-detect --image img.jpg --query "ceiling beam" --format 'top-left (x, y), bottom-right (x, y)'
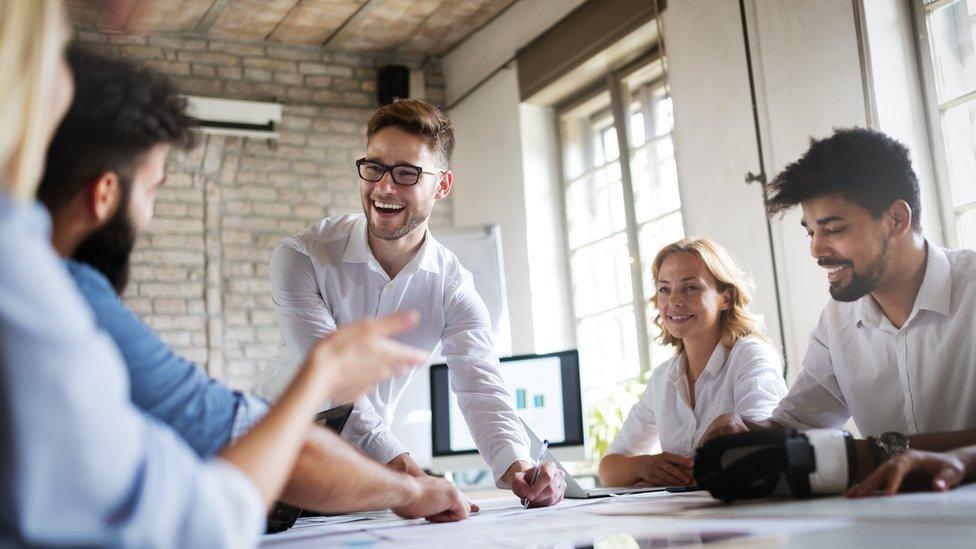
top-left (196, 0), bottom-right (235, 34)
top-left (321, 0), bottom-right (385, 48)
top-left (264, 0), bottom-right (307, 41)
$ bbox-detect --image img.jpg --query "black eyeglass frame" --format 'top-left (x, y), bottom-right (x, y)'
top-left (355, 157), bottom-right (445, 186)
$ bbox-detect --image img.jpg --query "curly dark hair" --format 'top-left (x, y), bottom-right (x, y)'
top-left (766, 127), bottom-right (921, 231)
top-left (37, 43), bottom-right (197, 213)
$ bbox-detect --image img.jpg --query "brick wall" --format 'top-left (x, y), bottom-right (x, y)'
top-left (73, 29), bottom-right (451, 389)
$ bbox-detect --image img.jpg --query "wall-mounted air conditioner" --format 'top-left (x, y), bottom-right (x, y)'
top-left (183, 96), bottom-right (282, 140)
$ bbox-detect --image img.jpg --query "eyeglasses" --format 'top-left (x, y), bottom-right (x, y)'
top-left (355, 158), bottom-right (444, 186)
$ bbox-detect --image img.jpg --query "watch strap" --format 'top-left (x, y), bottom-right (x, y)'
top-left (866, 436), bottom-right (886, 468)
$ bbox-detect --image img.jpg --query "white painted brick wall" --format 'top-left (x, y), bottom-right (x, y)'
top-left (74, 29), bottom-right (452, 389)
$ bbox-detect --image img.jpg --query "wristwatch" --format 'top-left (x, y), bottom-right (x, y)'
top-left (877, 431), bottom-right (910, 459)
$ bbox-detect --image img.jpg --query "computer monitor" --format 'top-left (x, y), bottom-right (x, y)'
top-left (429, 350), bottom-right (586, 472)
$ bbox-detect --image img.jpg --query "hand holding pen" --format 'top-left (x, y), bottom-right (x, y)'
top-left (516, 439), bottom-right (567, 508)
top-left (521, 439), bottom-right (550, 508)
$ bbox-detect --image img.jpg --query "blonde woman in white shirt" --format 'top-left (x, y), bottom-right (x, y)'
top-left (599, 238), bottom-right (787, 487)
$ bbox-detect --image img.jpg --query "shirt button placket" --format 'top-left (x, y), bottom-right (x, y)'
top-left (378, 281), bottom-right (395, 316)
top-left (896, 331), bottom-right (916, 432)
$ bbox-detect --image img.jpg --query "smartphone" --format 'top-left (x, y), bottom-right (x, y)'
top-left (266, 403), bottom-right (356, 532)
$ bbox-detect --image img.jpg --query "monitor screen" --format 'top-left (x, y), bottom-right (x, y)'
top-left (430, 350), bottom-right (584, 457)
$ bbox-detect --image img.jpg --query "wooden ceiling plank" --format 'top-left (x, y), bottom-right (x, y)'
top-left (127, 0), bottom-right (215, 33)
top-left (209, 0), bottom-right (301, 41)
top-left (321, 0), bottom-right (385, 48)
top-left (329, 0), bottom-right (441, 53)
top-left (268, 0), bottom-right (367, 46)
top-left (196, 0), bottom-right (235, 33)
top-left (397, 0), bottom-right (518, 56)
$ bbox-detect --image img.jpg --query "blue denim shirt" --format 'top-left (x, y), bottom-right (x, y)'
top-left (0, 194), bottom-right (263, 546)
top-left (65, 259), bottom-right (268, 457)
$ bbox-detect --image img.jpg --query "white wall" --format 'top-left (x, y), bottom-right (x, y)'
top-left (520, 103), bottom-right (576, 353)
top-left (441, 0), bottom-right (587, 105)
top-left (662, 0), bottom-right (786, 365)
top-left (449, 64), bottom-right (536, 354)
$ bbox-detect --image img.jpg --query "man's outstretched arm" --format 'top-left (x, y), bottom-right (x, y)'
top-left (280, 425), bottom-right (473, 520)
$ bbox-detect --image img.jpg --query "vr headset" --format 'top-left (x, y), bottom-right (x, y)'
top-left (694, 429), bottom-right (857, 502)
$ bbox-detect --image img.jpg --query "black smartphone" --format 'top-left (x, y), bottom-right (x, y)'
top-left (266, 403), bottom-right (356, 532)
top-left (313, 403), bottom-right (355, 433)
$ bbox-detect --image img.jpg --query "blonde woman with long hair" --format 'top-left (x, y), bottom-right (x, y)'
top-left (0, 2), bottom-right (460, 546)
top-left (598, 238), bottom-right (787, 487)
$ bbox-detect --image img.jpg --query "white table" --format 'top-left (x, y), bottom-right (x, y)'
top-left (261, 485), bottom-right (976, 548)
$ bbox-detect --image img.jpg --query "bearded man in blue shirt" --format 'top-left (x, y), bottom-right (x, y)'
top-left (36, 45), bottom-right (471, 522)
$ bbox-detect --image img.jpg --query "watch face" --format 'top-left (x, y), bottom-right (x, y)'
top-left (880, 431), bottom-right (909, 455)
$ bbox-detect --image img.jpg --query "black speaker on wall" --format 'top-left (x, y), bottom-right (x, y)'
top-left (378, 65), bottom-right (409, 105)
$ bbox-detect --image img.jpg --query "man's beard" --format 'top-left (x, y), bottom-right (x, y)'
top-left (826, 235), bottom-right (890, 302)
top-left (73, 203), bottom-right (138, 295)
top-left (362, 191), bottom-right (434, 241)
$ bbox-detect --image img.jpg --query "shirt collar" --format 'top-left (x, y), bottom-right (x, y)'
top-left (342, 215), bottom-right (373, 265)
top-left (342, 215), bottom-right (440, 276)
top-left (913, 242), bottom-right (952, 317)
top-left (856, 240), bottom-right (951, 327)
top-left (667, 342), bottom-right (729, 383)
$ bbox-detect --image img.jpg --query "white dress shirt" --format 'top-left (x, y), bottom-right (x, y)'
top-left (772, 243), bottom-right (976, 437)
top-left (252, 214), bottom-right (531, 479)
top-left (607, 337), bottom-right (787, 458)
top-left (0, 195), bottom-right (263, 547)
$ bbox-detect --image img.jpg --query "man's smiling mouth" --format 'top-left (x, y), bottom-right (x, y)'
top-left (372, 200), bottom-right (405, 215)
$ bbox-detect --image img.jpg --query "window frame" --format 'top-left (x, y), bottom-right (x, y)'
top-left (912, 0), bottom-right (976, 249)
top-left (554, 51), bottom-right (681, 382)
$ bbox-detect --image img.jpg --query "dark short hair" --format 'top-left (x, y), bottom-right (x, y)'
top-left (766, 127), bottom-right (921, 231)
top-left (37, 43), bottom-right (197, 213)
top-left (366, 99), bottom-right (455, 167)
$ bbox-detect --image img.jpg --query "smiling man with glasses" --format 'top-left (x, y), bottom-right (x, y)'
top-left (253, 99), bottom-right (566, 507)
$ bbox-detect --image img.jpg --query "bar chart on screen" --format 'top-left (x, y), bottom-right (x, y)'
top-left (447, 354), bottom-right (567, 451)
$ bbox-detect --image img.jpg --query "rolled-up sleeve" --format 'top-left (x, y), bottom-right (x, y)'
top-left (441, 274), bottom-right (531, 481)
top-left (230, 394), bottom-right (270, 441)
top-left (772, 314), bottom-right (851, 430)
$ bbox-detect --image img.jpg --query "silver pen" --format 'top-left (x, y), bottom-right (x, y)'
top-left (522, 439), bottom-right (550, 509)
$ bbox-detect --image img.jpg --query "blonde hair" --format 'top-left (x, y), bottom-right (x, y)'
top-left (650, 237), bottom-right (768, 353)
top-left (0, 0), bottom-right (66, 201)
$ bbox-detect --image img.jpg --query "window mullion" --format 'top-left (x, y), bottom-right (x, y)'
top-left (608, 73), bottom-right (652, 377)
top-left (911, 0), bottom-right (959, 248)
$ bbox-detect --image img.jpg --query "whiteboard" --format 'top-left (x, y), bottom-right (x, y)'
top-left (432, 224), bottom-right (512, 356)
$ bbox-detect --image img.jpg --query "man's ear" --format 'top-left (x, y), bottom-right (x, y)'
top-left (87, 171), bottom-right (121, 224)
top-left (886, 199), bottom-right (913, 238)
top-left (434, 170), bottom-right (453, 201)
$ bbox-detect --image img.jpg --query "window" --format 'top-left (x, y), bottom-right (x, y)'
top-left (558, 58), bottom-right (684, 401)
top-left (918, 0), bottom-right (976, 249)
